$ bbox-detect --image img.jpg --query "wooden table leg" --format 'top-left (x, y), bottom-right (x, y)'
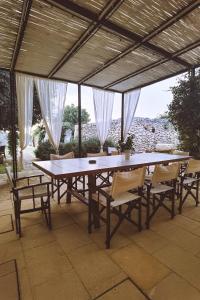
top-left (67, 178), bottom-right (72, 204)
top-left (88, 174), bottom-right (100, 230)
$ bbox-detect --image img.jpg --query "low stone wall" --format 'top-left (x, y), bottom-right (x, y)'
top-left (77, 117), bottom-right (179, 152)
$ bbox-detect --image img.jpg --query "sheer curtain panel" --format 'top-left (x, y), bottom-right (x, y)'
top-left (16, 73), bottom-right (34, 150)
top-left (123, 89), bottom-right (141, 139)
top-left (93, 88), bottom-right (114, 151)
top-left (35, 78), bottom-right (67, 152)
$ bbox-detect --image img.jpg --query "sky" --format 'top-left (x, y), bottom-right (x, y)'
top-left (66, 73), bottom-right (185, 122)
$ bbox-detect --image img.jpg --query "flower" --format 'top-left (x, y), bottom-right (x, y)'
top-left (117, 134), bottom-right (135, 152)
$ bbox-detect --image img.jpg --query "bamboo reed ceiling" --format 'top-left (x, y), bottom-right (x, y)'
top-left (0, 0), bottom-right (199, 92)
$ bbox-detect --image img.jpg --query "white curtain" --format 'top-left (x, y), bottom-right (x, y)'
top-left (123, 89), bottom-right (141, 139)
top-left (35, 78), bottom-right (67, 152)
top-left (16, 73), bottom-right (34, 150)
top-left (93, 88), bottom-right (114, 151)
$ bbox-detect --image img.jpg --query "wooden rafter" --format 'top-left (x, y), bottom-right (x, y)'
top-left (48, 0), bottom-right (125, 78)
top-left (10, 0), bottom-right (32, 71)
top-left (123, 63), bottom-right (200, 93)
top-left (46, 0), bottom-right (194, 81)
top-left (105, 39), bottom-right (200, 89)
top-left (79, 0), bottom-right (199, 84)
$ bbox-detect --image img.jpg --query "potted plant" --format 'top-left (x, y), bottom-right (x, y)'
top-left (117, 134), bottom-right (135, 160)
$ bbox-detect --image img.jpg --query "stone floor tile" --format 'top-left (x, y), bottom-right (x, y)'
top-left (0, 272), bottom-right (19, 300)
top-left (68, 243), bottom-right (126, 298)
top-left (151, 221), bottom-right (200, 255)
top-left (149, 273), bottom-right (200, 300)
top-left (0, 259), bottom-right (15, 276)
top-left (172, 215), bottom-right (200, 233)
top-left (62, 200), bottom-right (88, 215)
top-left (33, 269), bottom-right (90, 300)
top-left (53, 223), bottom-right (92, 255)
top-left (111, 244), bottom-right (170, 290)
top-left (71, 211), bottom-right (89, 228)
top-left (0, 199), bottom-right (13, 211)
top-left (51, 208), bottom-right (74, 229)
top-left (24, 242), bottom-right (72, 286)
top-left (18, 267), bottom-right (34, 300)
top-left (131, 229), bottom-right (168, 254)
top-left (90, 226), bottom-right (132, 254)
top-left (0, 240), bottom-right (25, 269)
top-left (0, 214), bottom-right (13, 234)
top-left (20, 212), bottom-right (43, 228)
top-left (20, 223), bottom-right (55, 250)
top-left (96, 279), bottom-right (146, 300)
top-left (153, 244), bottom-right (200, 289)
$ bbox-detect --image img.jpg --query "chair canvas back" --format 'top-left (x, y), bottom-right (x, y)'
top-left (87, 152), bottom-right (107, 157)
top-left (5, 166), bottom-right (14, 188)
top-left (50, 151), bottom-right (74, 160)
top-left (185, 159), bottom-right (200, 175)
top-left (152, 163), bottom-right (180, 185)
top-left (111, 167), bottom-right (146, 198)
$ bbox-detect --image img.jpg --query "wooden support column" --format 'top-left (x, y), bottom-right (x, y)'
top-left (121, 92), bottom-right (124, 142)
top-left (78, 84), bottom-right (82, 157)
top-left (10, 71), bottom-right (17, 179)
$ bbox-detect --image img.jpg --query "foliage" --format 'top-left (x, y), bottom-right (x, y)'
top-left (34, 141), bottom-right (78, 160)
top-left (117, 134), bottom-right (135, 152)
top-left (0, 71), bottom-right (42, 130)
top-left (34, 137), bottom-right (116, 160)
top-left (168, 70), bottom-right (200, 157)
top-left (0, 71), bottom-right (11, 129)
top-left (32, 85), bottom-right (42, 125)
top-left (32, 124), bottom-right (46, 145)
top-left (82, 137), bottom-right (115, 154)
top-left (7, 130), bottom-right (19, 156)
top-left (63, 104), bottom-right (90, 133)
top-left (0, 164), bottom-right (5, 174)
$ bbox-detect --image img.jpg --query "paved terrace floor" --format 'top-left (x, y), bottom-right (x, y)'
top-left (1, 180), bottom-right (200, 300)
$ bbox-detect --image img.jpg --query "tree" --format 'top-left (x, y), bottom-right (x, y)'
top-left (168, 69), bottom-right (200, 156)
top-left (63, 104), bottom-right (90, 133)
top-left (0, 70), bottom-right (10, 129)
top-left (0, 70), bottom-right (42, 129)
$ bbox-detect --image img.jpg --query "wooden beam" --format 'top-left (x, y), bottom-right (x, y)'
top-left (79, 0), bottom-right (198, 84)
top-left (14, 69), bottom-right (121, 93)
top-left (10, 0), bottom-right (32, 71)
top-left (48, 0), bottom-right (124, 78)
top-left (105, 39), bottom-right (200, 89)
top-left (123, 63), bottom-right (200, 93)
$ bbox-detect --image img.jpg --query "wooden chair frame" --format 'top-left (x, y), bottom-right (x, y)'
top-left (89, 187), bottom-right (142, 249)
top-left (146, 179), bottom-right (176, 228)
top-left (179, 173), bottom-right (200, 213)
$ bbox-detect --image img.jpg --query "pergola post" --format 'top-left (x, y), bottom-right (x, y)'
top-left (10, 71), bottom-right (18, 179)
top-left (78, 84), bottom-right (82, 157)
top-left (121, 92), bottom-right (124, 142)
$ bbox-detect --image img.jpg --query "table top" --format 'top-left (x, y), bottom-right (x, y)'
top-left (33, 152), bottom-right (190, 179)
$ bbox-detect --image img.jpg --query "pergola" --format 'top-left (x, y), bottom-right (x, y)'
top-left (0, 0), bottom-right (200, 177)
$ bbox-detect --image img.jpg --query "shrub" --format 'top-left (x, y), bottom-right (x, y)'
top-left (34, 137), bottom-right (116, 160)
top-left (81, 137), bottom-right (116, 155)
top-left (168, 70), bottom-right (200, 157)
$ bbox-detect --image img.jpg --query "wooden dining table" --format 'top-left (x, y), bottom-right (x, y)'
top-left (33, 152), bottom-right (190, 229)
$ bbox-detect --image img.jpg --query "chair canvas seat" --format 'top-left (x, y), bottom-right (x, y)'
top-left (17, 185), bottom-right (51, 200)
top-left (150, 184), bottom-right (173, 194)
top-left (183, 177), bottom-right (197, 185)
top-left (93, 187), bottom-right (140, 207)
top-left (101, 192), bottom-right (140, 207)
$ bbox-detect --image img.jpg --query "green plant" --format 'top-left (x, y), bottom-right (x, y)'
top-left (7, 129), bottom-right (19, 156)
top-left (32, 124), bottom-right (46, 145)
top-left (117, 134), bottom-right (135, 152)
top-left (82, 137), bottom-right (115, 155)
top-left (168, 70), bottom-right (200, 157)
